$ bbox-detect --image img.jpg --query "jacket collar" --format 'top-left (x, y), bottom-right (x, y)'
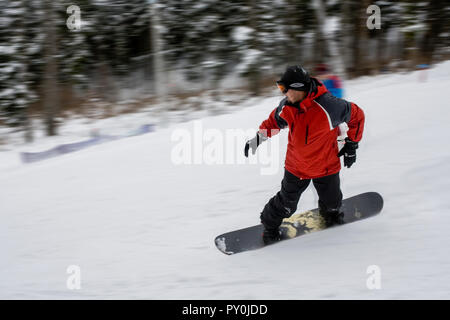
top-left (299, 78), bottom-right (328, 112)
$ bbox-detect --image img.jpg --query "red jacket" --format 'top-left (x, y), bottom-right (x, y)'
top-left (259, 79), bottom-right (364, 179)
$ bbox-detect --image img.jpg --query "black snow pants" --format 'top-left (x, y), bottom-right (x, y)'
top-left (260, 169), bottom-right (343, 230)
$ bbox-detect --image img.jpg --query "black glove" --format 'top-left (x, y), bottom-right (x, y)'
top-left (338, 137), bottom-right (358, 168)
top-left (244, 132), bottom-right (267, 157)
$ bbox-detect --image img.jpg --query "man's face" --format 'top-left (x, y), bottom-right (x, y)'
top-left (285, 89), bottom-right (307, 104)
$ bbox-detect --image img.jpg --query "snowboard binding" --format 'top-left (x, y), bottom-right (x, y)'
top-left (319, 209), bottom-right (345, 227)
top-left (262, 228), bottom-right (282, 245)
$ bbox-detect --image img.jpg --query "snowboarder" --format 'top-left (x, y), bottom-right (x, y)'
top-left (244, 65), bottom-right (365, 245)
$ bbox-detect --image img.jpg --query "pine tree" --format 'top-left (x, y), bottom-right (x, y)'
top-left (58, 0), bottom-right (96, 90)
top-left (0, 0), bottom-right (43, 141)
top-left (420, 0), bottom-right (449, 64)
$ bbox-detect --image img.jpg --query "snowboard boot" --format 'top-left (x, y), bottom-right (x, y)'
top-left (319, 208), bottom-right (345, 227)
top-left (262, 227), bottom-right (282, 245)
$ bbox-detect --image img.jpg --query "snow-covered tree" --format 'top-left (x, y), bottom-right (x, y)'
top-left (0, 0), bottom-right (43, 140)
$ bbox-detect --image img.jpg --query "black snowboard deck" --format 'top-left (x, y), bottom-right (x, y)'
top-left (215, 192), bottom-right (383, 255)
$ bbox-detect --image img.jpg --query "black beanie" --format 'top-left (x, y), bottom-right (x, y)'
top-left (278, 65), bottom-right (311, 92)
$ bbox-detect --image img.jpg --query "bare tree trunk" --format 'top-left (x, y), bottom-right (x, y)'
top-left (150, 2), bottom-right (165, 98)
top-left (313, 0), bottom-right (346, 77)
top-left (349, 1), bottom-right (360, 78)
top-left (347, 0), bottom-right (370, 77)
top-left (18, 1), bottom-right (33, 142)
top-left (284, 1), bottom-right (302, 65)
top-left (421, 0), bottom-right (444, 64)
top-left (312, 24), bottom-right (327, 65)
top-left (24, 108), bottom-right (33, 143)
top-left (43, 0), bottom-right (59, 136)
top-left (312, 0), bottom-right (329, 64)
top-left (150, 2), bottom-right (169, 126)
top-left (375, 27), bottom-right (389, 74)
top-left (247, 0), bottom-right (261, 96)
top-left (356, 0), bottom-right (370, 76)
top-left (362, 0), bottom-right (371, 73)
top-left (341, 1), bottom-right (355, 77)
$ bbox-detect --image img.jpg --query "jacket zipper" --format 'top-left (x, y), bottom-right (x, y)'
top-left (305, 125), bottom-right (309, 145)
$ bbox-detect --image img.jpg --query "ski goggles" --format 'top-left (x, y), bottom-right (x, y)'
top-left (276, 81), bottom-right (288, 94)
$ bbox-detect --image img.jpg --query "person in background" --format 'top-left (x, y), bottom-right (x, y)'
top-left (314, 63), bottom-right (344, 98)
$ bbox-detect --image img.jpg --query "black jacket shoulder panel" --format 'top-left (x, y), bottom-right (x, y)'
top-left (274, 98), bottom-right (288, 129)
top-left (314, 92), bottom-right (351, 128)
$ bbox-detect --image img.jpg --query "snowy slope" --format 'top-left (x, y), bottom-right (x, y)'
top-left (1, 63), bottom-right (450, 299)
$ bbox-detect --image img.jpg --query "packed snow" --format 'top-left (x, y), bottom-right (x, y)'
top-left (1, 62), bottom-right (450, 299)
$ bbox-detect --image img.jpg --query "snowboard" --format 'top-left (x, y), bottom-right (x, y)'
top-left (215, 192), bottom-right (383, 255)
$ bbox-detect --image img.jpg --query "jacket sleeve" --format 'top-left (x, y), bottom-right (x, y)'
top-left (258, 98), bottom-right (289, 138)
top-left (346, 102), bottom-right (365, 142)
